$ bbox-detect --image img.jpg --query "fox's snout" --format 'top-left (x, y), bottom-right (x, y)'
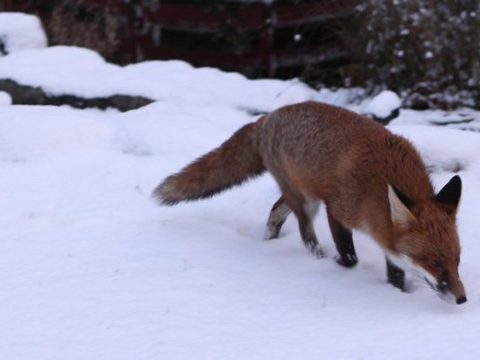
top-left (436, 282), bottom-right (467, 305)
top-left (437, 285), bottom-right (467, 305)
top-left (421, 269), bottom-right (467, 305)
top-left (441, 276), bottom-right (467, 305)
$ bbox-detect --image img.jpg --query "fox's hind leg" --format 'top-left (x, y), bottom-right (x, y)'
top-left (327, 210), bottom-right (358, 268)
top-left (265, 195), bottom-right (292, 240)
top-left (282, 192), bottom-right (324, 258)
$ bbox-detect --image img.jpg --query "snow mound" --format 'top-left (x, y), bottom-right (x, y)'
top-left (364, 90), bottom-right (401, 119)
top-left (0, 91), bottom-right (12, 105)
top-left (0, 13), bottom-right (47, 55)
top-left (0, 46), bottom-right (316, 112)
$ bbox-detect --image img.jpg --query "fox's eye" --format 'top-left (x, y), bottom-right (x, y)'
top-left (432, 260), bottom-right (442, 268)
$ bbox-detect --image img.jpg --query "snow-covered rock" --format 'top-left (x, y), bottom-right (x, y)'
top-left (0, 13), bottom-right (47, 55)
top-left (364, 90), bottom-right (401, 124)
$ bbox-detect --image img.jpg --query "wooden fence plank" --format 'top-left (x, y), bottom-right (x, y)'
top-left (2, 0), bottom-right (357, 77)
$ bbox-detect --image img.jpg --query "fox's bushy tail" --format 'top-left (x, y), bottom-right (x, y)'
top-left (152, 121), bottom-right (265, 205)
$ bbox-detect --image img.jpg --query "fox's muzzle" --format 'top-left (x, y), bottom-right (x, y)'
top-left (431, 278), bottom-right (467, 305)
top-left (437, 290), bottom-right (467, 305)
top-left (445, 275), bottom-right (467, 305)
top-left (421, 273), bottom-right (467, 305)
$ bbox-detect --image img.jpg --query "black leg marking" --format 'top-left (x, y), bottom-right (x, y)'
top-left (327, 211), bottom-right (357, 268)
top-left (265, 196), bottom-right (291, 240)
top-left (386, 257), bottom-right (405, 291)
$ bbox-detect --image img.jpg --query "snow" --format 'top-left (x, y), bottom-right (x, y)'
top-left (1, 46), bottom-right (480, 359)
top-left (364, 90), bottom-right (401, 119)
top-left (0, 90), bottom-right (12, 105)
top-left (0, 46), bottom-right (316, 112)
top-left (390, 125), bottom-right (480, 173)
top-left (2, 104), bottom-right (480, 359)
top-left (0, 13), bottom-right (47, 55)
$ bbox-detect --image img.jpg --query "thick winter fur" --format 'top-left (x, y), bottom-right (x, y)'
top-left (153, 101), bottom-right (466, 304)
top-left (152, 122), bottom-right (265, 205)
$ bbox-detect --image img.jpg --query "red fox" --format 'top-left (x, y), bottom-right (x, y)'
top-left (152, 101), bottom-right (466, 304)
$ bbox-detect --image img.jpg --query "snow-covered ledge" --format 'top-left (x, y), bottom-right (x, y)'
top-left (0, 46), bottom-right (318, 112)
top-left (0, 78), bottom-right (153, 111)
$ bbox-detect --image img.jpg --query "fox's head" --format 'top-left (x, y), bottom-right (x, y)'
top-left (387, 175), bottom-right (466, 304)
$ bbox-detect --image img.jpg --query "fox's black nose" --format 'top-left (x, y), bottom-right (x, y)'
top-left (456, 296), bottom-right (467, 305)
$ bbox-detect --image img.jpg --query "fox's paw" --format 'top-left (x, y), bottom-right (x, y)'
top-left (307, 243), bottom-right (326, 259)
top-left (264, 223), bottom-right (281, 240)
top-left (335, 254), bottom-right (358, 268)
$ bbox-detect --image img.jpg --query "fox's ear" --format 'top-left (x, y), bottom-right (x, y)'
top-left (388, 185), bottom-right (416, 228)
top-left (436, 175), bottom-right (462, 216)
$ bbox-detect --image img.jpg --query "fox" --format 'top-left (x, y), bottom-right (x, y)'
top-left (152, 101), bottom-right (466, 305)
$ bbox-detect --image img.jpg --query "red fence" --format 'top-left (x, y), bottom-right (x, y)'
top-left (1, 0), bottom-right (358, 77)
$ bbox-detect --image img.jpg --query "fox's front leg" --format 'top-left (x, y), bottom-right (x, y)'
top-left (386, 258), bottom-right (405, 291)
top-left (265, 195), bottom-right (291, 240)
top-left (327, 210), bottom-right (358, 268)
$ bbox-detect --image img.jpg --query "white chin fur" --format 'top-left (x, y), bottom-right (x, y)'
top-left (438, 291), bottom-right (456, 304)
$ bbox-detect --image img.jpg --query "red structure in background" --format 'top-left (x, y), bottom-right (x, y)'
top-left (1, 0), bottom-right (357, 78)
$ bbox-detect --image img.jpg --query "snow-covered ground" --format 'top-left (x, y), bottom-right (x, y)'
top-left (1, 47), bottom-right (480, 359)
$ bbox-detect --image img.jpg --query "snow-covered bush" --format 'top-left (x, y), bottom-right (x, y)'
top-left (341, 0), bottom-right (480, 110)
top-left (0, 13), bottom-right (47, 55)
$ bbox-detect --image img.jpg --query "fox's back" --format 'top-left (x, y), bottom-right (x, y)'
top-left (259, 101), bottom-right (388, 163)
top-left (258, 101), bottom-right (390, 191)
